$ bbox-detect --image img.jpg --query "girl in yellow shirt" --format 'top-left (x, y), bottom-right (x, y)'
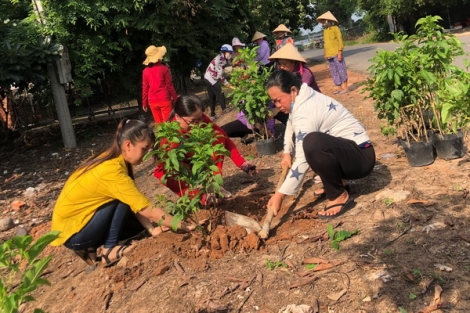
top-left (51, 119), bottom-right (192, 267)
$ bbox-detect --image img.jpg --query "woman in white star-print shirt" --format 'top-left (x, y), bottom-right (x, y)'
top-left (266, 70), bottom-right (375, 219)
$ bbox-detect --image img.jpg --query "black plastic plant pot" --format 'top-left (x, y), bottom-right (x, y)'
top-left (254, 137), bottom-right (276, 156)
top-left (433, 131), bottom-right (465, 160)
top-left (401, 139), bottom-right (435, 167)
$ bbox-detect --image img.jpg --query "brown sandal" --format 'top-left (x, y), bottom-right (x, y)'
top-left (102, 245), bottom-right (133, 268)
top-left (73, 248), bottom-right (98, 266)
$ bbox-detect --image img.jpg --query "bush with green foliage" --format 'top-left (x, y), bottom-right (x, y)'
top-left (229, 46), bottom-right (273, 138)
top-left (145, 121), bottom-right (229, 229)
top-left (0, 231), bottom-right (59, 313)
top-left (364, 16), bottom-right (470, 141)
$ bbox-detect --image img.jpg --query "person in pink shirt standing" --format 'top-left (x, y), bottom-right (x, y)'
top-left (142, 45), bottom-right (178, 123)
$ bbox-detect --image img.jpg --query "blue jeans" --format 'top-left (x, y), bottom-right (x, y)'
top-left (64, 200), bottom-right (144, 251)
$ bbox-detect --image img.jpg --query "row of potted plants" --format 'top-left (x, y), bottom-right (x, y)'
top-left (365, 15), bottom-right (470, 166)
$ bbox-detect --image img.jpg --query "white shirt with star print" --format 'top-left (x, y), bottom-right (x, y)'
top-left (279, 83), bottom-right (370, 195)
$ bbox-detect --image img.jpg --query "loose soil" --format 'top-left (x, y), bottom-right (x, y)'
top-left (2, 61), bottom-right (470, 313)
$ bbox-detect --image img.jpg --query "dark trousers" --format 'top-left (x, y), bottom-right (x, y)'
top-left (303, 132), bottom-right (375, 200)
top-left (204, 79), bottom-right (226, 116)
top-left (64, 200), bottom-right (144, 251)
top-left (221, 120), bottom-right (254, 138)
top-left (275, 112), bottom-right (289, 125)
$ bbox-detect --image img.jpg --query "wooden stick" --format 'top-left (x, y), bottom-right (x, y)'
top-left (259, 164), bottom-right (290, 239)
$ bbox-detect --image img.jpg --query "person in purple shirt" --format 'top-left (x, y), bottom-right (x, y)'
top-left (251, 31), bottom-right (272, 68)
top-left (268, 43), bottom-right (321, 93)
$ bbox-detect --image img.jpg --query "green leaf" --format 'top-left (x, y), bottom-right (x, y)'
top-left (305, 263), bottom-right (317, 270)
top-left (331, 241), bottom-right (339, 251)
top-left (26, 231), bottom-right (60, 261)
top-left (327, 224), bottom-right (335, 240)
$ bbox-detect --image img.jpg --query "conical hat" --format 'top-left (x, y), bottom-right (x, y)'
top-left (251, 31), bottom-right (267, 42)
top-left (316, 11), bottom-right (338, 23)
top-left (272, 24), bottom-right (292, 33)
top-left (268, 43), bottom-right (306, 63)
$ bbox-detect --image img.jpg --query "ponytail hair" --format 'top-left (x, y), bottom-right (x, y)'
top-left (76, 119), bottom-right (155, 179)
top-left (167, 94), bottom-right (203, 121)
top-left (266, 69), bottom-right (302, 94)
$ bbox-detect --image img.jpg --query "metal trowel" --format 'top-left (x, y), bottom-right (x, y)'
top-left (225, 210), bottom-right (262, 233)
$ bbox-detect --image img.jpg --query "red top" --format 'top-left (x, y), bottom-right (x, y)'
top-left (154, 114), bottom-right (246, 196)
top-left (142, 63), bottom-right (178, 108)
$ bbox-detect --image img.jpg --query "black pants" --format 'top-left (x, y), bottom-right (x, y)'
top-left (204, 79), bottom-right (226, 116)
top-left (64, 200), bottom-right (144, 251)
top-left (275, 112), bottom-right (289, 125)
top-left (221, 120), bottom-right (255, 138)
top-left (303, 132), bottom-right (375, 200)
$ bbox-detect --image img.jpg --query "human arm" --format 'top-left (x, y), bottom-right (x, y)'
top-left (283, 116), bottom-right (294, 156)
top-left (142, 70), bottom-right (149, 111)
top-left (267, 191), bottom-right (285, 216)
top-left (334, 26), bottom-right (345, 61)
top-left (137, 205), bottom-right (191, 232)
top-left (210, 118), bottom-right (256, 176)
top-left (164, 67), bottom-right (178, 101)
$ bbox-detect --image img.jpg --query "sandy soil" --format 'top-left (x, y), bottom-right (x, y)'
top-left (1, 61), bottom-right (470, 313)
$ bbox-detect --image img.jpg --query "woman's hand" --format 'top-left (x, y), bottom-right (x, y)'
top-left (281, 153), bottom-right (292, 169)
top-left (178, 219), bottom-right (208, 232)
top-left (143, 105), bottom-right (148, 112)
top-left (240, 161), bottom-right (258, 176)
top-left (267, 192), bottom-right (284, 216)
top-left (337, 51), bottom-right (343, 62)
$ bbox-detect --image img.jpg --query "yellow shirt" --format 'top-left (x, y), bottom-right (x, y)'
top-left (323, 25), bottom-right (344, 59)
top-left (51, 155), bottom-right (151, 246)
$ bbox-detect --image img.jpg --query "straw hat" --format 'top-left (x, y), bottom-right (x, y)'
top-left (232, 37), bottom-right (246, 47)
top-left (272, 24), bottom-right (292, 34)
top-left (143, 45), bottom-right (167, 65)
top-left (316, 11), bottom-right (338, 23)
top-left (251, 31), bottom-right (267, 42)
top-left (268, 43), bottom-right (306, 63)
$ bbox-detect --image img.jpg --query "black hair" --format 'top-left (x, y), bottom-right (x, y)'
top-left (168, 94), bottom-right (203, 121)
top-left (266, 69), bottom-right (302, 93)
top-left (76, 119), bottom-right (155, 179)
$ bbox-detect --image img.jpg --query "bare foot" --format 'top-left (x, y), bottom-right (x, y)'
top-left (318, 191), bottom-right (349, 217)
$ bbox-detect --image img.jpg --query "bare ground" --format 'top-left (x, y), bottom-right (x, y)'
top-left (1, 62), bottom-right (470, 313)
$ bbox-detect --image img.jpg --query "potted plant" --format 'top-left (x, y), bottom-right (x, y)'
top-left (229, 46), bottom-right (275, 156)
top-left (365, 15), bottom-right (469, 166)
top-left (432, 68), bottom-right (470, 159)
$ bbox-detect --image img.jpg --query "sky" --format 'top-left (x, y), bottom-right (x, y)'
top-left (301, 12), bottom-right (365, 34)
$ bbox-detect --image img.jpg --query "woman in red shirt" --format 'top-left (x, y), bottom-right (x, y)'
top-left (142, 45), bottom-right (178, 123)
top-left (154, 94), bottom-right (257, 204)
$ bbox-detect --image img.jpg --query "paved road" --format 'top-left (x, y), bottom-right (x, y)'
top-left (301, 33), bottom-right (470, 75)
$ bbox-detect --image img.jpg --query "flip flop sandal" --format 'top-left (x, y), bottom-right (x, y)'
top-left (314, 185), bottom-right (350, 197)
top-left (102, 245), bottom-right (132, 268)
top-left (74, 247), bottom-right (98, 266)
top-left (317, 198), bottom-right (355, 220)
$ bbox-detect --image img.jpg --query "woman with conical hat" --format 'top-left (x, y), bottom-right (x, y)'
top-left (317, 11), bottom-right (349, 94)
top-left (142, 45), bottom-right (178, 124)
top-left (251, 31), bottom-right (272, 67)
top-left (272, 24), bottom-right (294, 51)
top-left (269, 43), bottom-right (321, 93)
top-left (231, 37), bottom-right (246, 68)
top-left (267, 42), bottom-right (321, 125)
